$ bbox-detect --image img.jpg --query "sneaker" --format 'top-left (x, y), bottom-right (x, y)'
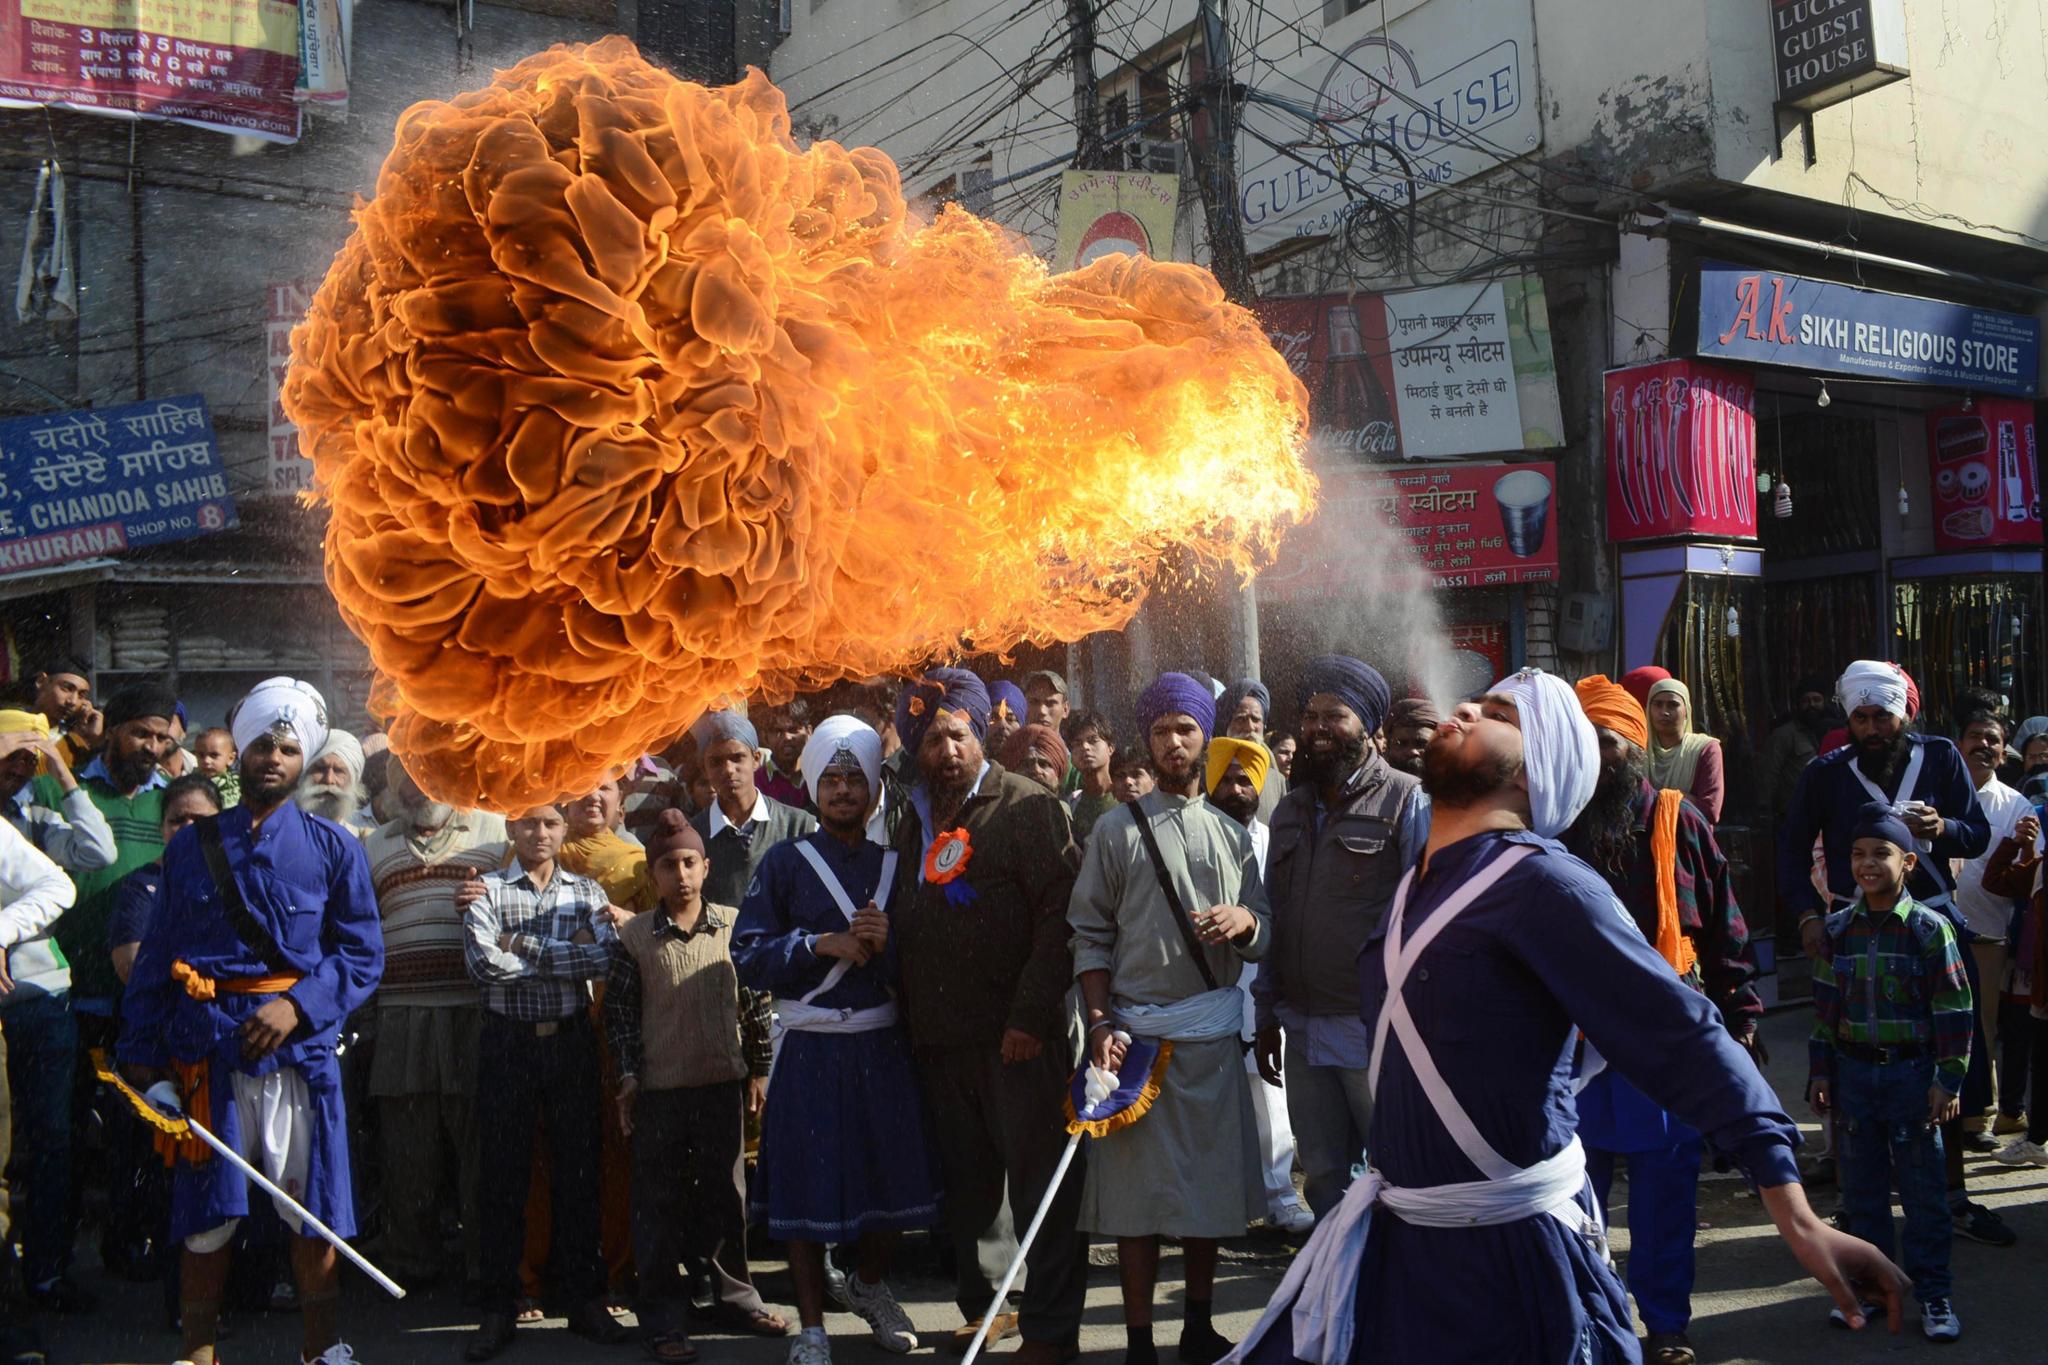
top-left (1828, 1301), bottom-right (1879, 1329)
top-left (1951, 1200), bottom-right (2017, 1247)
top-left (823, 1259), bottom-right (854, 1312)
top-left (1269, 1199), bottom-right (1315, 1235)
top-left (844, 1275), bottom-right (918, 1354)
top-left (1993, 1110), bottom-right (2029, 1135)
top-left (788, 1327), bottom-right (833, 1365)
top-left (1995, 1137), bottom-right (2048, 1167)
top-left (1966, 1126), bottom-right (2002, 1153)
top-left (305, 1344), bottom-right (359, 1365)
top-left (1921, 1297), bottom-right (1961, 1342)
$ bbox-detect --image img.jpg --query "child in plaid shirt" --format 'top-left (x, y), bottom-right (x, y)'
top-left (1807, 802), bottom-right (1973, 1342)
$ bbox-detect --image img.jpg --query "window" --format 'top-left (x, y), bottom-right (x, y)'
top-left (1323, 0), bottom-right (1374, 22)
top-left (1100, 39), bottom-right (1193, 174)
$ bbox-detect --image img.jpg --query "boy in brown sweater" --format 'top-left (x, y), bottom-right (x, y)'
top-left (602, 811), bottom-right (786, 1361)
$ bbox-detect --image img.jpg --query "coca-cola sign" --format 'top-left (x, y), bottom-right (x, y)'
top-left (1255, 276), bottom-right (1562, 463)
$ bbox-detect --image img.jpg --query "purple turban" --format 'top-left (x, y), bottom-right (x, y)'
top-left (1135, 672), bottom-right (1217, 741)
top-left (1296, 655), bottom-right (1390, 734)
top-left (896, 668), bottom-right (991, 753)
top-left (989, 680), bottom-right (1028, 727)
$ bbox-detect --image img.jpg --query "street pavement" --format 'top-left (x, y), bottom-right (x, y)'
top-left (46, 1007), bottom-right (2048, 1364)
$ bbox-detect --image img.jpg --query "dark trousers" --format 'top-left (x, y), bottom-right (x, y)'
top-left (1586, 1138), bottom-right (1700, 1334)
top-left (3, 993), bottom-right (76, 1286)
top-left (2028, 1012), bottom-right (2048, 1144)
top-left (1837, 1055), bottom-right (1951, 1305)
top-left (919, 1043), bottom-right (1086, 1344)
top-left (1996, 995), bottom-right (2034, 1120)
top-left (629, 1081), bottom-right (763, 1336)
top-left (476, 1013), bottom-right (604, 1315)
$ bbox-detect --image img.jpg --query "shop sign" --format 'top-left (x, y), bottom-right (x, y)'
top-left (1694, 261), bottom-right (2040, 397)
top-left (1927, 398), bottom-right (2041, 552)
top-left (267, 280), bottom-right (315, 496)
top-left (1604, 359), bottom-right (1758, 543)
top-left (1256, 276), bottom-right (1562, 462)
top-left (1234, 0), bottom-right (1541, 254)
top-left (1771, 0), bottom-right (1908, 112)
top-left (1448, 620), bottom-right (1510, 687)
top-left (1257, 459), bottom-right (1558, 604)
top-left (0, 0), bottom-right (303, 142)
top-left (1052, 171), bottom-right (1179, 272)
top-left (0, 395), bottom-right (239, 575)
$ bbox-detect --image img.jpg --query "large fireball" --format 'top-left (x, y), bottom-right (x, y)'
top-left (284, 38), bottom-right (1314, 810)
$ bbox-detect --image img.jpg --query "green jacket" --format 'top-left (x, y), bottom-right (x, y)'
top-left (37, 773), bottom-right (163, 1004)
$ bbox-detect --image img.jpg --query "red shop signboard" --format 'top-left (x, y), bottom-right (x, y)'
top-left (1604, 359), bottom-right (1758, 542)
top-left (1258, 460), bottom-right (1558, 605)
top-left (1926, 398), bottom-right (2042, 550)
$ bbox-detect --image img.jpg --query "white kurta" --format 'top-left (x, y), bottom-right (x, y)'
top-left (1068, 790), bottom-right (1271, 1238)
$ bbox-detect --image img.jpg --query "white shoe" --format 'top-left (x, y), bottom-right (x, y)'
top-left (1269, 1199), bottom-right (1315, 1235)
top-left (789, 1326), bottom-right (833, 1365)
top-left (844, 1275), bottom-right (918, 1354)
top-left (1921, 1297), bottom-right (1960, 1342)
top-left (305, 1344), bottom-right (359, 1365)
top-left (1827, 1301), bottom-right (1878, 1329)
top-left (1994, 1137), bottom-right (2048, 1167)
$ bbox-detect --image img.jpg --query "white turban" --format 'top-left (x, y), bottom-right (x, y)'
top-left (312, 729), bottom-right (365, 785)
top-left (801, 714), bottom-right (883, 809)
top-left (229, 676), bottom-right (330, 760)
top-left (1489, 668), bottom-right (1599, 840)
top-left (1838, 660), bottom-right (1908, 718)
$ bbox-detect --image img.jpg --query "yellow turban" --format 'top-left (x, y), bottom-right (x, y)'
top-left (1206, 736), bottom-right (1273, 795)
top-left (0, 709), bottom-right (50, 738)
top-left (1573, 675), bottom-right (1648, 750)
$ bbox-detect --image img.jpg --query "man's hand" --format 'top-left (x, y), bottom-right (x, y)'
top-left (850, 905), bottom-right (889, 951)
top-left (1000, 1028), bottom-right (1043, 1065)
top-left (813, 931), bottom-right (872, 966)
top-left (1807, 1078), bottom-right (1831, 1115)
top-left (746, 1075), bottom-right (768, 1117)
top-left (456, 875), bottom-right (488, 909)
top-left (2017, 813), bottom-right (2041, 850)
top-left (1901, 802), bottom-right (1942, 842)
top-left (1254, 1024), bottom-right (1284, 1087)
top-left (1195, 904), bottom-right (1255, 945)
top-left (1800, 915), bottom-right (1828, 963)
top-left (239, 996), bottom-right (303, 1061)
top-left (616, 1075), bottom-right (638, 1139)
top-left (72, 705), bottom-right (103, 749)
top-left (1764, 1183), bottom-right (1909, 1334)
top-left (601, 903), bottom-right (634, 928)
top-left (1738, 1021), bottom-right (1770, 1067)
top-left (1087, 1024), bottom-right (1126, 1073)
top-left (1927, 1084), bottom-right (1959, 1128)
top-left (0, 956), bottom-right (15, 995)
top-left (569, 927), bottom-right (596, 946)
top-left (120, 1062), bottom-right (165, 1092)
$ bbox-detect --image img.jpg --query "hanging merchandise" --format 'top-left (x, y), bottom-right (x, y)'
top-left (15, 159), bottom-right (76, 324)
top-left (1894, 577), bottom-right (2042, 730)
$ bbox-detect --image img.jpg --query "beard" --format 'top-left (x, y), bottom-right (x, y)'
top-left (295, 781), bottom-right (362, 822)
top-left (1421, 737), bottom-right (1521, 809)
top-left (108, 750), bottom-right (159, 793)
top-left (1574, 748), bottom-right (1649, 874)
top-left (1854, 732), bottom-right (1912, 789)
top-left (1209, 788), bottom-right (1259, 827)
top-left (1296, 732), bottom-right (1368, 790)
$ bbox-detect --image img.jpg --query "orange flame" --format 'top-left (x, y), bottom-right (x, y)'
top-left (284, 38), bottom-right (1315, 811)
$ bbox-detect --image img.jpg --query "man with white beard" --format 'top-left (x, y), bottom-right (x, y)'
top-left (361, 760), bottom-right (509, 1286)
top-left (296, 730), bottom-right (372, 835)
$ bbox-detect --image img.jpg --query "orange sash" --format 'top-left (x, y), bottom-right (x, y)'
top-left (1648, 790), bottom-right (1697, 978)
top-left (155, 963), bottom-right (305, 1165)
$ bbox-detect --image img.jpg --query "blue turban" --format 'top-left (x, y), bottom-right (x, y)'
top-left (989, 681), bottom-right (1028, 727)
top-left (1850, 800), bottom-right (1915, 853)
top-left (896, 668), bottom-right (991, 754)
top-left (1296, 655), bottom-right (1391, 734)
top-left (1135, 672), bottom-right (1216, 742)
top-left (1216, 678), bottom-right (1272, 731)
top-left (690, 709), bottom-right (759, 752)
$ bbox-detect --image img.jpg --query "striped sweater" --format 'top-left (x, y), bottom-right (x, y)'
top-left (364, 811), bottom-right (509, 1009)
top-left (35, 774), bottom-right (162, 1004)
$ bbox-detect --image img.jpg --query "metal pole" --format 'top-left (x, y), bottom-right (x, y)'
top-left (958, 1132), bottom-right (1084, 1365)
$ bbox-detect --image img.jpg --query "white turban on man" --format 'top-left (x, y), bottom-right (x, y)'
top-left (1489, 668), bottom-right (1599, 839)
top-left (801, 714), bottom-right (883, 810)
top-left (229, 676), bottom-right (330, 759)
top-left (1837, 659), bottom-right (1909, 718)
top-left (312, 729), bottom-right (366, 786)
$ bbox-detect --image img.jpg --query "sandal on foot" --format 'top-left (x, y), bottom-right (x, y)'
top-left (645, 1331), bottom-right (697, 1363)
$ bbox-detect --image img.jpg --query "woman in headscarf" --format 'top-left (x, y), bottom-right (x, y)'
top-left (1645, 678), bottom-right (1724, 824)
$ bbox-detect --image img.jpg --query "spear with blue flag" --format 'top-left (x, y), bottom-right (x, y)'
top-left (958, 1031), bottom-right (1174, 1365)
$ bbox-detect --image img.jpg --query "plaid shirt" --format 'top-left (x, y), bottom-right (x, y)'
top-left (1809, 894), bottom-right (1973, 1093)
top-left (465, 861), bottom-right (616, 1022)
top-left (601, 906), bottom-right (775, 1080)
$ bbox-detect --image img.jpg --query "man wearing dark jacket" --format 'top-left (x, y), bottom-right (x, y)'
top-left (890, 669), bottom-right (1083, 1365)
top-left (1250, 656), bottom-right (1426, 1218)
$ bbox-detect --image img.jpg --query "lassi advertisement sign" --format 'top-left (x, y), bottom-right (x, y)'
top-left (1693, 262), bottom-right (2040, 397)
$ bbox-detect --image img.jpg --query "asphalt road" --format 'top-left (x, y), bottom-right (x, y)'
top-left (42, 1008), bottom-right (2048, 1364)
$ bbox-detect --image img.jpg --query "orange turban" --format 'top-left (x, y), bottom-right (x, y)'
top-left (1574, 674), bottom-right (1648, 750)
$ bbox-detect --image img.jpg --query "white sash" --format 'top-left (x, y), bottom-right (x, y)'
top-left (790, 840), bottom-right (897, 1006)
top-left (1114, 986), bottom-right (1245, 1043)
top-left (1849, 743), bottom-right (1933, 853)
top-left (1228, 844), bottom-right (1608, 1365)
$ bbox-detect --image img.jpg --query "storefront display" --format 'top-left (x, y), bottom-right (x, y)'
top-left (1604, 358), bottom-right (1759, 542)
top-left (1926, 398), bottom-right (2041, 551)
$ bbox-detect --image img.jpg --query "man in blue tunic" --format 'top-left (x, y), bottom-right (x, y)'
top-left (118, 677), bottom-right (383, 1365)
top-left (1777, 659), bottom-right (2010, 1247)
top-left (736, 715), bottom-right (942, 1365)
top-left (1231, 670), bottom-right (1905, 1365)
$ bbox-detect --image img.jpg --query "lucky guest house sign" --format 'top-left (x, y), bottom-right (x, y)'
top-left (1770, 0), bottom-right (1908, 111)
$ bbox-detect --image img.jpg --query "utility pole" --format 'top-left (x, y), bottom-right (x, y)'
top-left (1187, 0), bottom-right (1255, 305)
top-left (1065, 0), bottom-right (1108, 170)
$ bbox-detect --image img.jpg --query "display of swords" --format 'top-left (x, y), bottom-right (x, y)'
top-left (1605, 360), bottom-right (1757, 541)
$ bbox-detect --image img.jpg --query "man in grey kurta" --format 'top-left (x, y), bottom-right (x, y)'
top-left (1070, 673), bottom-right (1269, 1365)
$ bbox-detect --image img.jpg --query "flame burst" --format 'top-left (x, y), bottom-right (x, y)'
top-left (284, 38), bottom-right (1314, 811)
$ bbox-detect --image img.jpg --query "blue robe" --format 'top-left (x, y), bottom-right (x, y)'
top-left (733, 831), bottom-right (941, 1240)
top-left (1243, 831), bottom-right (1799, 1365)
top-left (117, 804), bottom-right (383, 1240)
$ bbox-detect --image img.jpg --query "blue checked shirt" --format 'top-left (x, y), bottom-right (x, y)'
top-left (465, 861), bottom-right (616, 1022)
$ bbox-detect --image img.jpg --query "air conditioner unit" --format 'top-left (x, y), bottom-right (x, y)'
top-left (1557, 593), bottom-right (1613, 654)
